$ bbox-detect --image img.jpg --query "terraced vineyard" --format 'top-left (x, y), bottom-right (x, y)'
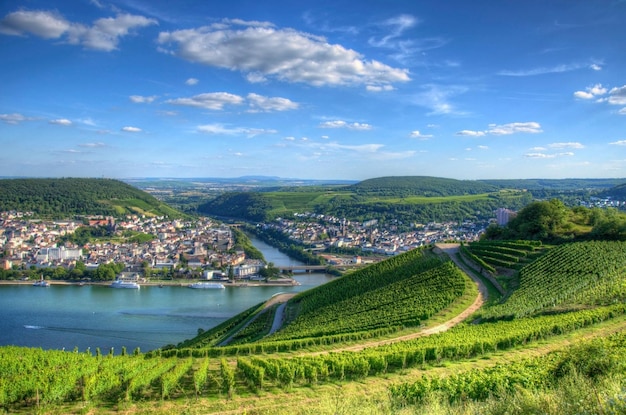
top-left (462, 239), bottom-right (544, 271)
top-left (2, 240), bottom-right (626, 414)
top-left (479, 240), bottom-right (626, 320)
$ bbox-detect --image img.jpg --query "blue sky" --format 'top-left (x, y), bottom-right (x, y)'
top-left (1, 0), bottom-right (625, 181)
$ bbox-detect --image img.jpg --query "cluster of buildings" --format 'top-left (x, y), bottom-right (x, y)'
top-left (0, 212), bottom-right (257, 276)
top-left (260, 212), bottom-right (488, 256)
top-left (0, 206), bottom-right (515, 275)
top-left (580, 197), bottom-right (626, 209)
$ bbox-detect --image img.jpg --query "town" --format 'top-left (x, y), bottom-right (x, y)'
top-left (0, 210), bottom-right (489, 278)
top-left (1, 193), bottom-right (622, 278)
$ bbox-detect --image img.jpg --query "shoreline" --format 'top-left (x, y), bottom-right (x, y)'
top-left (0, 278), bottom-right (301, 287)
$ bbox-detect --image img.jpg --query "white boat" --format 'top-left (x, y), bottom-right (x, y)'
top-left (110, 279), bottom-right (140, 289)
top-left (188, 282), bottom-right (225, 289)
top-left (33, 276), bottom-right (50, 287)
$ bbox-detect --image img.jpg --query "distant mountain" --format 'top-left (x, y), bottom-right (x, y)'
top-left (125, 176), bottom-right (357, 189)
top-left (349, 176), bottom-right (499, 196)
top-left (0, 178), bottom-right (184, 218)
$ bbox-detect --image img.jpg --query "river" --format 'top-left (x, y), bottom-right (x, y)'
top-left (0, 237), bottom-right (333, 353)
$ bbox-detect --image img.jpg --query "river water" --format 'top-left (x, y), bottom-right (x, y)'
top-left (0, 237), bottom-right (333, 353)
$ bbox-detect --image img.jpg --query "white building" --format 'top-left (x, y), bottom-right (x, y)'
top-left (496, 208), bottom-right (516, 226)
top-left (36, 246), bottom-right (83, 262)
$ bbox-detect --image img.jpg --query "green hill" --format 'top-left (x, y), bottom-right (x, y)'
top-left (198, 176), bottom-right (532, 223)
top-left (0, 178), bottom-right (184, 218)
top-left (598, 182), bottom-right (626, 199)
top-left (349, 175), bottom-right (499, 196)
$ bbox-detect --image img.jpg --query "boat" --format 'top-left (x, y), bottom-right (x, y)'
top-left (188, 282), bottom-right (225, 289)
top-left (33, 276), bottom-right (50, 287)
top-left (110, 279), bottom-right (140, 289)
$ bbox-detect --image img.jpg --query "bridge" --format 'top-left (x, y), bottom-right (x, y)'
top-left (277, 263), bottom-right (362, 273)
top-left (277, 265), bottom-right (327, 273)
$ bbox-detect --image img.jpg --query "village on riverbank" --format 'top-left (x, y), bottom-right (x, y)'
top-left (0, 209), bottom-right (485, 285)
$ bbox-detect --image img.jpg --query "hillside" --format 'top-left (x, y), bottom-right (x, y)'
top-left (599, 182), bottom-right (626, 199)
top-left (198, 176), bottom-right (532, 223)
top-left (1, 236), bottom-right (626, 413)
top-left (2, 239), bottom-right (626, 414)
top-left (349, 175), bottom-right (498, 196)
top-left (0, 178), bottom-right (184, 218)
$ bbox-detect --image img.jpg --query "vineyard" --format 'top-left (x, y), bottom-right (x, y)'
top-left (1, 240), bottom-right (626, 414)
top-left (478, 240), bottom-right (626, 320)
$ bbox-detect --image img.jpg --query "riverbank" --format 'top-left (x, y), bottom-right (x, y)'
top-left (0, 278), bottom-right (301, 287)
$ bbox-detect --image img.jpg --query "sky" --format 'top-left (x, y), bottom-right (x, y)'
top-left (1, 0), bottom-right (625, 181)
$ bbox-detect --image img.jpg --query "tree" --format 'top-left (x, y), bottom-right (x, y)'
top-left (141, 260), bottom-right (152, 278)
top-left (591, 208), bottom-right (626, 240)
top-left (506, 199), bottom-right (567, 240)
top-left (259, 262), bottom-right (280, 281)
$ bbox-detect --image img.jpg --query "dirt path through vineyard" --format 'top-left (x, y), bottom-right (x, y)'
top-left (263, 243), bottom-right (488, 352)
top-left (334, 243), bottom-right (487, 352)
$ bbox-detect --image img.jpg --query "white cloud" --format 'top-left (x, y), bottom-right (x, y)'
top-left (326, 142), bottom-right (384, 153)
top-left (157, 21), bottom-right (410, 88)
top-left (607, 86), bottom-right (626, 106)
top-left (525, 152), bottom-right (555, 158)
top-left (197, 123), bottom-right (277, 137)
top-left (369, 14), bottom-right (418, 48)
top-left (529, 146), bottom-right (547, 151)
top-left (477, 145), bottom-right (489, 150)
top-left (457, 122), bottom-right (542, 137)
top-left (185, 78), bottom-right (199, 85)
top-left (548, 142), bottom-right (584, 149)
top-left (573, 83), bottom-right (607, 100)
top-left (246, 93), bottom-right (299, 112)
top-left (67, 14), bottom-right (157, 51)
top-left (412, 84), bottom-right (467, 115)
top-left (0, 113), bottom-right (33, 124)
top-left (498, 62), bottom-right (590, 76)
top-left (49, 118), bottom-right (72, 126)
top-left (574, 91), bottom-right (594, 99)
top-left (590, 63), bottom-right (602, 71)
top-left (121, 126), bottom-right (142, 132)
top-left (283, 136), bottom-right (295, 141)
top-left (409, 130), bottom-right (432, 139)
top-left (368, 14), bottom-right (446, 65)
top-left (0, 10), bottom-right (69, 38)
top-left (319, 120), bottom-right (372, 130)
top-left (0, 9), bottom-right (156, 51)
top-left (167, 92), bottom-right (244, 110)
top-left (366, 85), bottom-right (394, 92)
top-left (456, 130), bottom-right (486, 137)
top-left (245, 72), bottom-right (267, 83)
top-left (78, 142), bottom-right (106, 148)
top-left (524, 150), bottom-right (574, 159)
top-left (77, 117), bottom-right (97, 126)
top-left (487, 122), bottom-right (542, 135)
top-left (610, 140), bottom-right (626, 146)
top-left (619, 108), bottom-right (626, 115)
top-left (130, 95), bottom-right (157, 103)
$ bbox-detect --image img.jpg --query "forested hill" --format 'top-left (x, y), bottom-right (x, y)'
top-left (348, 176), bottom-right (498, 196)
top-left (0, 178), bottom-right (183, 218)
top-left (598, 182), bottom-right (626, 199)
